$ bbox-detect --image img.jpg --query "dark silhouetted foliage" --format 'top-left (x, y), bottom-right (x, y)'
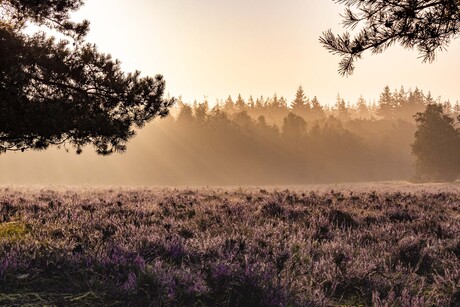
top-left (321, 0), bottom-right (460, 75)
top-left (412, 103), bottom-right (460, 182)
top-left (0, 0), bottom-right (173, 155)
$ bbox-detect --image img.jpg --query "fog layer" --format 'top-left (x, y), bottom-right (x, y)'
top-left (1, 87), bottom-right (452, 186)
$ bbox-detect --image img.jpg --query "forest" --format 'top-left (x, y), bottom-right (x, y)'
top-left (144, 86), bottom-right (457, 185)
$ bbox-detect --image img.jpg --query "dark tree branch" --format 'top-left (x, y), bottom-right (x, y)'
top-left (321, 0), bottom-right (460, 76)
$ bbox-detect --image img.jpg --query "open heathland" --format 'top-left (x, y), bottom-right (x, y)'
top-left (0, 184), bottom-right (459, 306)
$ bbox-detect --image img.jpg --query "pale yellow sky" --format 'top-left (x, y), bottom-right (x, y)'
top-left (72, 0), bottom-right (460, 105)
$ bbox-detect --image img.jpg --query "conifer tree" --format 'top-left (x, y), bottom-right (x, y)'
top-left (279, 96), bottom-right (288, 109)
top-left (224, 95), bottom-right (235, 114)
top-left (356, 95), bottom-right (370, 119)
top-left (453, 101), bottom-right (460, 117)
top-left (377, 86), bottom-right (397, 120)
top-left (412, 104), bottom-right (460, 182)
top-left (0, 0), bottom-right (173, 154)
top-left (404, 88), bottom-right (426, 121)
top-left (335, 94), bottom-right (349, 121)
top-left (282, 113), bottom-right (307, 139)
top-left (255, 96), bottom-right (264, 109)
top-left (311, 96), bottom-right (326, 121)
top-left (235, 94), bottom-right (246, 111)
top-left (291, 86), bottom-right (310, 117)
top-left (271, 93), bottom-right (280, 109)
top-left (194, 100), bottom-right (209, 124)
top-left (247, 95), bottom-right (255, 109)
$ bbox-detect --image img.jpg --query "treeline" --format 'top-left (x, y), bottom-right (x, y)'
top-left (172, 86), bottom-right (457, 126)
top-left (145, 86), bottom-right (455, 185)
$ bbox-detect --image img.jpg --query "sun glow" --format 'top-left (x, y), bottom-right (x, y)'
top-left (1, 0), bottom-right (460, 185)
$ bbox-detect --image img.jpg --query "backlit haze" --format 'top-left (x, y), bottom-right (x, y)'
top-left (70, 0), bottom-right (460, 105)
top-left (1, 0), bottom-right (460, 185)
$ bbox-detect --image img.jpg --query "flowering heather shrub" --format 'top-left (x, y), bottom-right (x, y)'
top-left (0, 184), bottom-right (459, 306)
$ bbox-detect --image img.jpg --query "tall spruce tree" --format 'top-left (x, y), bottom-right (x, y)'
top-left (291, 86), bottom-right (309, 116)
top-left (377, 86), bottom-right (397, 120)
top-left (235, 94), bottom-right (246, 111)
top-left (224, 95), bottom-right (235, 114)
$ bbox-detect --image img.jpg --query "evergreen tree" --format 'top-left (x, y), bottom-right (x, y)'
top-left (235, 94), bottom-right (246, 111)
top-left (412, 104), bottom-right (460, 182)
top-left (279, 96), bottom-right (288, 110)
top-left (453, 101), bottom-right (460, 118)
top-left (425, 92), bottom-right (436, 105)
top-left (255, 115), bottom-right (279, 137)
top-left (270, 93), bottom-right (280, 109)
top-left (255, 96), bottom-right (264, 109)
top-left (291, 86), bottom-right (310, 117)
top-left (193, 100), bottom-right (209, 124)
top-left (403, 87), bottom-right (426, 121)
top-left (177, 104), bottom-right (194, 124)
top-left (247, 95), bottom-right (255, 109)
top-left (443, 100), bottom-right (453, 115)
top-left (393, 87), bottom-right (407, 119)
top-left (224, 95), bottom-right (235, 114)
top-left (377, 86), bottom-right (396, 120)
top-left (335, 94), bottom-right (349, 121)
top-left (310, 96), bottom-right (326, 121)
top-left (233, 110), bottom-right (253, 130)
top-left (282, 113), bottom-right (307, 139)
top-left (356, 95), bottom-right (370, 119)
top-left (0, 0), bottom-right (173, 155)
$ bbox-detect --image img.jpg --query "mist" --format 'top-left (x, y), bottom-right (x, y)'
top-left (1, 86), bottom-right (447, 186)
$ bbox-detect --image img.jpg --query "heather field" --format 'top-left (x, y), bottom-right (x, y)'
top-left (0, 184), bottom-right (459, 306)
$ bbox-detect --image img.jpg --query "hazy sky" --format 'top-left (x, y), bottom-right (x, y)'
top-left (72, 0), bottom-right (460, 105)
top-left (2, 0), bottom-right (460, 186)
